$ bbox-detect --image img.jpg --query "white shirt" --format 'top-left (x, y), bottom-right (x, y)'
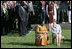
top-left (53, 3), bottom-right (58, 20)
top-left (51, 24), bottom-right (61, 34)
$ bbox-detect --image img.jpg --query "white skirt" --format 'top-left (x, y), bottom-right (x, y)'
top-left (53, 8), bottom-right (57, 21)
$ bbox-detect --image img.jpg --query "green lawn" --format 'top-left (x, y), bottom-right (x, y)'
top-left (1, 27), bottom-right (71, 48)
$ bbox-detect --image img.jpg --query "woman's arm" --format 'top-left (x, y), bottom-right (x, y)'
top-left (46, 5), bottom-right (49, 17)
top-left (23, 1), bottom-right (28, 6)
top-left (59, 25), bottom-right (62, 34)
top-left (36, 25), bottom-right (42, 34)
top-left (57, 25), bottom-right (62, 34)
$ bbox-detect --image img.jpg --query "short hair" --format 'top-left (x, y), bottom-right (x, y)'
top-left (53, 19), bottom-right (56, 22)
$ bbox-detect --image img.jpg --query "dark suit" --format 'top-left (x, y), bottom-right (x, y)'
top-left (16, 2), bottom-right (28, 36)
top-left (1, 6), bottom-right (9, 35)
top-left (1, 7), bottom-right (4, 35)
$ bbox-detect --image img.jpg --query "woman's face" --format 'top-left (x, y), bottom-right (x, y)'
top-left (4, 3), bottom-right (7, 8)
top-left (14, 1), bottom-right (16, 4)
top-left (54, 1), bottom-right (57, 4)
top-left (1, 1), bottom-right (3, 5)
top-left (53, 21), bottom-right (56, 25)
top-left (67, 1), bottom-right (69, 4)
top-left (70, 1), bottom-right (71, 4)
top-left (49, 1), bottom-right (51, 4)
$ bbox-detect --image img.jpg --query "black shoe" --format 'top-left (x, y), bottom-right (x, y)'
top-left (63, 38), bottom-right (65, 43)
top-left (23, 33), bottom-right (26, 35)
top-left (48, 29), bottom-right (49, 31)
top-left (20, 35), bottom-right (22, 36)
top-left (19, 34), bottom-right (23, 36)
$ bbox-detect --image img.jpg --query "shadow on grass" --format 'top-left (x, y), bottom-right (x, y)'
top-left (1, 29), bottom-right (31, 37)
top-left (7, 42), bottom-right (38, 46)
top-left (64, 39), bottom-right (71, 42)
top-left (7, 42), bottom-right (53, 47)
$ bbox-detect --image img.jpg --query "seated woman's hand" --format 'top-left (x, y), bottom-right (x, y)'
top-left (42, 32), bottom-right (47, 34)
top-left (42, 32), bottom-right (44, 34)
top-left (45, 32), bottom-right (48, 34)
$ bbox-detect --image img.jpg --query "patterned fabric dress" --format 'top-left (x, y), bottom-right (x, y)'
top-left (35, 25), bottom-right (47, 46)
top-left (48, 4), bottom-right (53, 23)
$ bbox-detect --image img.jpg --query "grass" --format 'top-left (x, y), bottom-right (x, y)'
top-left (1, 27), bottom-right (71, 48)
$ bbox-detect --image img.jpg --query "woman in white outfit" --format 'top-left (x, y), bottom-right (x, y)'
top-left (53, 1), bottom-right (59, 21)
top-left (67, 1), bottom-right (71, 23)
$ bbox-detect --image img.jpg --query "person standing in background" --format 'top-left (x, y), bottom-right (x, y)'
top-left (67, 1), bottom-right (71, 24)
top-left (1, 1), bottom-right (4, 35)
top-left (2, 2), bottom-right (9, 34)
top-left (39, 1), bottom-right (46, 23)
top-left (53, 1), bottom-right (59, 22)
top-left (57, 1), bottom-right (61, 24)
top-left (16, 1), bottom-right (29, 36)
top-left (46, 1), bottom-right (54, 31)
top-left (27, 1), bottom-right (35, 29)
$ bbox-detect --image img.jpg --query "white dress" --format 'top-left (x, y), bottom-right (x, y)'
top-left (53, 4), bottom-right (58, 21)
top-left (51, 24), bottom-right (62, 34)
top-left (51, 24), bottom-right (62, 38)
top-left (68, 4), bottom-right (71, 23)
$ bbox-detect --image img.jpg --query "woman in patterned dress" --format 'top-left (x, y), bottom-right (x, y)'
top-left (46, 1), bottom-right (54, 31)
top-left (35, 21), bottom-right (49, 46)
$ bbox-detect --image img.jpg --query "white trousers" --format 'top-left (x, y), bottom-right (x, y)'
top-left (68, 11), bottom-right (71, 23)
top-left (53, 7), bottom-right (57, 21)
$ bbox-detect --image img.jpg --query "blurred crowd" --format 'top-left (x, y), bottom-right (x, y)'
top-left (1, 1), bottom-right (71, 36)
